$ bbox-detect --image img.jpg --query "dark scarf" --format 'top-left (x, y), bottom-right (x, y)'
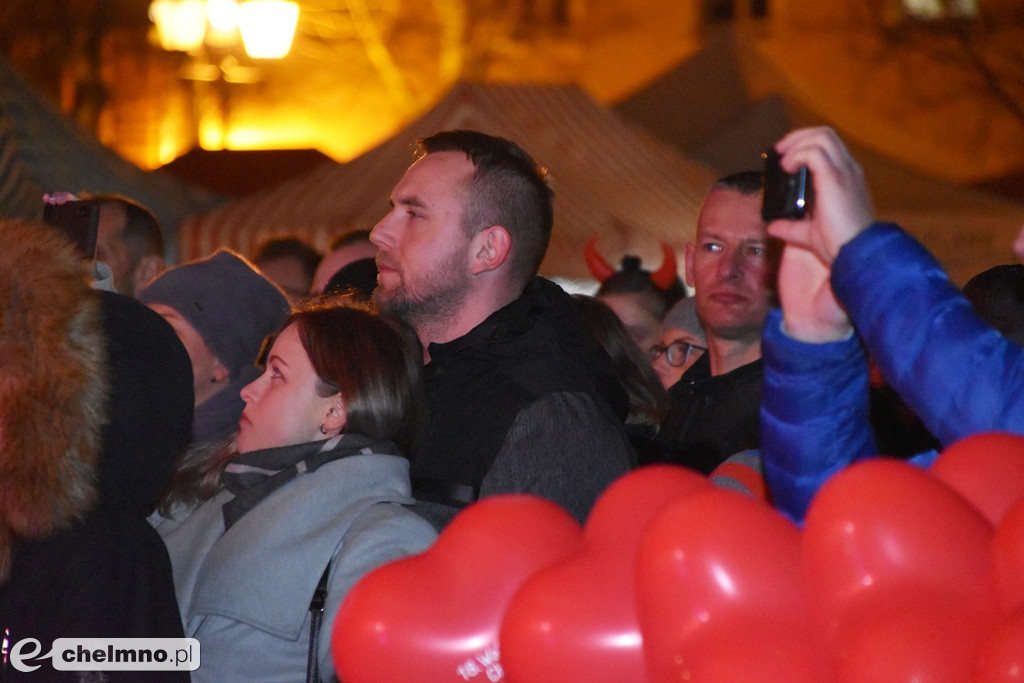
top-left (220, 433), bottom-right (399, 529)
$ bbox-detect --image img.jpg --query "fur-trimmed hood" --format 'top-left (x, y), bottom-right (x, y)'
top-left (0, 219), bottom-right (108, 581)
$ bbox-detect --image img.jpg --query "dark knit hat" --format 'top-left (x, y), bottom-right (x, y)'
top-left (139, 249), bottom-right (290, 377)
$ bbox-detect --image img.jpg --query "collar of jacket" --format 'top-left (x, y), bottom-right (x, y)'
top-left (425, 277), bottom-right (565, 363)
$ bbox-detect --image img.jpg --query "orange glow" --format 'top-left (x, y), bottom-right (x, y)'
top-left (115, 0), bottom-right (708, 169)
top-left (215, 110), bottom-right (362, 153)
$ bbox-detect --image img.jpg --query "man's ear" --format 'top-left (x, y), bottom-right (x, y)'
top-left (470, 225), bottom-right (511, 275)
top-left (134, 255), bottom-right (165, 294)
top-left (683, 242), bottom-right (695, 288)
top-left (322, 395), bottom-right (348, 434)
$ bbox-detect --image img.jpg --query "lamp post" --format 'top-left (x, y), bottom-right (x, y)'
top-left (148, 0), bottom-right (299, 148)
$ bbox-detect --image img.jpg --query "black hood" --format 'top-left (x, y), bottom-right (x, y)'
top-left (97, 291), bottom-right (194, 516)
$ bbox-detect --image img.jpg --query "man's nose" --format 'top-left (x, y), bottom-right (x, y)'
top-left (369, 215), bottom-right (392, 249)
top-left (718, 248), bottom-right (744, 280)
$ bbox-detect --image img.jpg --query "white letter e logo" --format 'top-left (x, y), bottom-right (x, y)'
top-left (9, 638), bottom-right (43, 672)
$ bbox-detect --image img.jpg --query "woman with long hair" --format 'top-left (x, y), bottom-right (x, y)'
top-left (153, 295), bottom-right (436, 682)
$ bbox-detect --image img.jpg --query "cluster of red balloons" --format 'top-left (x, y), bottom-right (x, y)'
top-left (331, 432), bottom-right (1024, 682)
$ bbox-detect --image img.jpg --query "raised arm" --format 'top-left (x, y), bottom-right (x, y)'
top-left (759, 127), bottom-right (880, 523)
top-left (761, 127), bottom-right (1024, 524)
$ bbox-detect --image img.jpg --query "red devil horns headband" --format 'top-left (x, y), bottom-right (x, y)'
top-left (584, 237), bottom-right (616, 283)
top-left (584, 237), bottom-right (678, 290)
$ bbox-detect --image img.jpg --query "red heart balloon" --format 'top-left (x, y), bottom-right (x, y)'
top-left (331, 495), bottom-right (584, 683)
top-left (582, 465), bottom-right (711, 549)
top-left (974, 609), bottom-right (1024, 683)
top-left (993, 497), bottom-right (1024, 613)
top-left (654, 617), bottom-right (822, 683)
top-left (835, 588), bottom-right (994, 683)
top-left (635, 486), bottom-right (813, 682)
top-left (803, 459), bottom-right (1000, 652)
top-left (501, 465), bottom-right (709, 682)
top-left (931, 432), bottom-right (1024, 525)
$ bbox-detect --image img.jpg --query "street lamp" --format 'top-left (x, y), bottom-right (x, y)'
top-left (149, 0), bottom-right (206, 52)
top-left (239, 1), bottom-right (301, 58)
top-left (149, 0), bottom-right (299, 149)
top-left (149, 0), bottom-right (299, 60)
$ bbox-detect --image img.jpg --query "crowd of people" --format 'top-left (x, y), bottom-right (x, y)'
top-left (0, 124), bottom-right (1021, 680)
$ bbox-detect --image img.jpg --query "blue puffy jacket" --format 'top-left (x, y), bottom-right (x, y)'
top-left (761, 222), bottom-right (1024, 523)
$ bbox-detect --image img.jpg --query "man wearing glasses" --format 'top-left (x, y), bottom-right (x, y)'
top-left (654, 171), bottom-right (778, 475)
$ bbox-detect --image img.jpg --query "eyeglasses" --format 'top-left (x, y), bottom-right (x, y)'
top-left (648, 340), bottom-right (707, 367)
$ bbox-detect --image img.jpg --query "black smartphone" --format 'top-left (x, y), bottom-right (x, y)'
top-left (43, 200), bottom-right (100, 259)
top-left (761, 149), bottom-right (813, 221)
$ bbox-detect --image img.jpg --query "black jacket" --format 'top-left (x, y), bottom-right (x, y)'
top-left (1, 507), bottom-right (188, 682)
top-left (655, 353), bottom-right (763, 474)
top-left (0, 237), bottom-right (191, 683)
top-left (411, 278), bottom-right (635, 529)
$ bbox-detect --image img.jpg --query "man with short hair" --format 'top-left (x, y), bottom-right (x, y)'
top-left (371, 129), bottom-right (634, 530)
top-left (656, 171), bottom-right (779, 474)
top-left (88, 193), bottom-right (167, 298)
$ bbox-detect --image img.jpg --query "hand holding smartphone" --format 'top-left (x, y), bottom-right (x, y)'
top-left (761, 149), bottom-right (813, 222)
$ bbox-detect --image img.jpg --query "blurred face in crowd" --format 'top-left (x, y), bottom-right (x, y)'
top-left (95, 203), bottom-right (137, 297)
top-left (370, 151), bottom-right (475, 327)
top-left (238, 324), bottom-right (342, 454)
top-left (148, 303), bottom-right (227, 407)
top-left (685, 188), bottom-right (775, 343)
top-left (258, 256), bottom-right (312, 302)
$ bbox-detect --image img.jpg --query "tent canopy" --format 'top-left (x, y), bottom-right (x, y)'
top-left (179, 81), bottom-right (718, 280)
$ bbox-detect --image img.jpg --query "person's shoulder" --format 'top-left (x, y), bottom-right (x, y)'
top-left (349, 499), bottom-right (438, 542)
top-left (496, 392), bottom-right (634, 468)
top-left (21, 506), bottom-right (176, 591)
top-left (149, 499), bottom-right (203, 534)
top-left (330, 500), bottom-right (438, 573)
